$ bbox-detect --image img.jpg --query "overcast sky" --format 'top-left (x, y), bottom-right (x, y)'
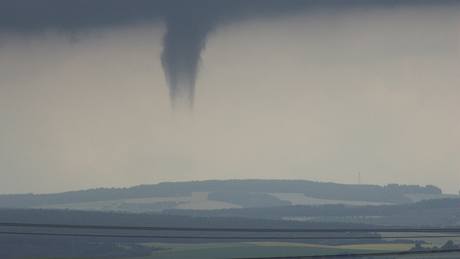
top-left (1, 4), bottom-right (460, 194)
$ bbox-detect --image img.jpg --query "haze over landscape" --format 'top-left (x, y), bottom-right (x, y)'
top-left (1, 1), bottom-right (460, 194)
top-left (1, 1), bottom-right (460, 258)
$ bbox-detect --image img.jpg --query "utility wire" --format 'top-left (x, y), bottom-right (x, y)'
top-left (3, 231), bottom-right (460, 259)
top-left (1, 231), bottom-right (460, 240)
top-left (2, 222), bottom-right (460, 233)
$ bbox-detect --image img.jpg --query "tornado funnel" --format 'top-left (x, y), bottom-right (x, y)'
top-left (161, 12), bottom-right (213, 110)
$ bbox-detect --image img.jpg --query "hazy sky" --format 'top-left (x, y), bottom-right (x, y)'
top-left (1, 4), bottom-right (460, 194)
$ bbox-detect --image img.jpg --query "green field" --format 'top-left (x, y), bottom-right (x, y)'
top-left (34, 241), bottom-right (460, 259)
top-left (134, 242), bottom-right (408, 259)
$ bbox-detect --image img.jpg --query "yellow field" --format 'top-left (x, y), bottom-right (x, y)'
top-left (338, 243), bottom-right (413, 251)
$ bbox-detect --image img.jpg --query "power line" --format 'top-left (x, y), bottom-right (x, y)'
top-left (3, 223), bottom-right (460, 259)
top-left (2, 222), bottom-right (460, 233)
top-left (1, 231), bottom-right (460, 240)
top-left (2, 232), bottom-right (460, 259)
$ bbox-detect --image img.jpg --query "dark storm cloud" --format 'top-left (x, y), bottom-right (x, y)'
top-left (0, 0), bottom-right (457, 108)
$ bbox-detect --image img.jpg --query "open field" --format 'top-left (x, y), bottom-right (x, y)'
top-left (31, 241), bottom-right (460, 259)
top-left (136, 242), bottom-right (405, 259)
top-left (36, 192), bottom-right (240, 212)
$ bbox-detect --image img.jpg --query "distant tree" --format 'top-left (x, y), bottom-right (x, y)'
top-left (410, 241), bottom-right (427, 251)
top-left (441, 240), bottom-right (460, 250)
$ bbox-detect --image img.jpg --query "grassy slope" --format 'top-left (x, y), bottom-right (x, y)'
top-left (134, 242), bottom-right (408, 259)
top-left (35, 242), bottom-right (441, 259)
